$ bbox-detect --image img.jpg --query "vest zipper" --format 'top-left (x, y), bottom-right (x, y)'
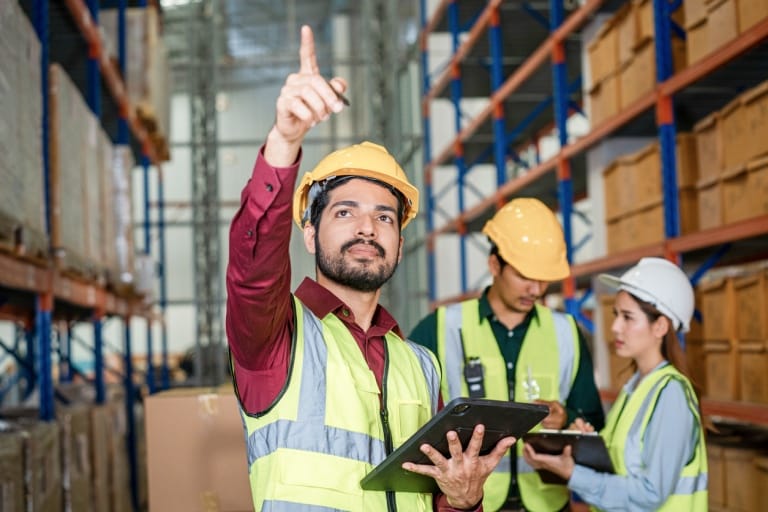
top-left (380, 345), bottom-right (397, 512)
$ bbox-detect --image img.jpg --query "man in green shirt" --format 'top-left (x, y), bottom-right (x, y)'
top-left (409, 198), bottom-right (605, 512)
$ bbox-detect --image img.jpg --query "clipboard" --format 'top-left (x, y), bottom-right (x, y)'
top-left (523, 429), bottom-right (615, 484)
top-left (360, 397), bottom-right (548, 493)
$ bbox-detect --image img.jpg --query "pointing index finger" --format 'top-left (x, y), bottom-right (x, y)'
top-left (299, 25), bottom-right (319, 75)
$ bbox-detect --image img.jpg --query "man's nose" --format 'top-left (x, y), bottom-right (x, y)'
top-left (356, 214), bottom-right (376, 238)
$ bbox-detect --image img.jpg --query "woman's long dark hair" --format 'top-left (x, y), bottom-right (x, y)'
top-left (628, 292), bottom-right (707, 426)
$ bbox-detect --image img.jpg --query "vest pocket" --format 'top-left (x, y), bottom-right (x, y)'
top-left (276, 450), bottom-right (364, 509)
top-left (526, 374), bottom-right (556, 401)
top-left (394, 399), bottom-right (430, 446)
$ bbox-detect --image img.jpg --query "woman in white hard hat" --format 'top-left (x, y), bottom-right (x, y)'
top-left (522, 257), bottom-right (708, 511)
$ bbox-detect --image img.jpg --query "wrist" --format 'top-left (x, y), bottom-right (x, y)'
top-left (265, 127), bottom-right (301, 167)
top-left (446, 495), bottom-right (482, 511)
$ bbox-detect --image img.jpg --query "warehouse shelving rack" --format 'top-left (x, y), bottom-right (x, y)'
top-left (419, 0), bottom-right (768, 426)
top-left (0, 0), bottom-right (172, 508)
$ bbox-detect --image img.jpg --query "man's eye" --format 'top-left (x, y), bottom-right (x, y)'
top-left (379, 215), bottom-right (394, 223)
top-left (336, 210), bottom-right (351, 217)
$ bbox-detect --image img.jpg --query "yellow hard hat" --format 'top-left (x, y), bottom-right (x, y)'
top-left (292, 141), bottom-right (419, 229)
top-left (482, 198), bottom-right (569, 281)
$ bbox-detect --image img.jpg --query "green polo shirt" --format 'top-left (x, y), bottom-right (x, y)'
top-left (409, 289), bottom-right (605, 430)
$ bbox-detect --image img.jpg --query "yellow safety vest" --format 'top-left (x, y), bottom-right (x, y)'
top-left (598, 364), bottom-right (708, 512)
top-left (437, 301), bottom-right (580, 512)
top-left (235, 297), bottom-right (441, 511)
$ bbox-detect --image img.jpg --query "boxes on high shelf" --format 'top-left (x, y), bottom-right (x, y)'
top-left (743, 80), bottom-right (768, 162)
top-left (720, 96), bottom-right (748, 172)
top-left (587, 19), bottom-right (619, 87)
top-left (738, 0), bottom-right (768, 31)
top-left (694, 112), bottom-right (723, 182)
top-left (685, 0), bottom-right (709, 26)
top-left (685, 16), bottom-right (709, 64)
top-left (721, 155), bottom-right (768, 224)
top-left (733, 269), bottom-right (768, 341)
top-left (708, 0), bottom-right (740, 50)
top-left (588, 72), bottom-right (621, 128)
top-left (739, 341), bottom-right (768, 404)
top-left (699, 276), bottom-right (738, 401)
top-left (146, 386), bottom-right (253, 512)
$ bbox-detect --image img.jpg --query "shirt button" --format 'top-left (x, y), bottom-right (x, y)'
top-left (265, 183), bottom-right (273, 192)
top-left (246, 229), bottom-right (253, 238)
top-left (342, 309), bottom-right (350, 317)
top-left (507, 330), bottom-right (514, 337)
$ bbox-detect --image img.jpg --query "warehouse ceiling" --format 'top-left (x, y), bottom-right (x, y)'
top-left (159, 0), bottom-right (422, 92)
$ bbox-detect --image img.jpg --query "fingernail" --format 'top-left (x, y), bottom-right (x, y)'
top-left (332, 101), bottom-right (344, 113)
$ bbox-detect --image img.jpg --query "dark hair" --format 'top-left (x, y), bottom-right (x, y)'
top-left (489, 243), bottom-right (506, 268)
top-left (309, 176), bottom-right (406, 230)
top-left (628, 292), bottom-right (705, 420)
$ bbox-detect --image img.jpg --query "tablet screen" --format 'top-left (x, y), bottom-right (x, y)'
top-left (360, 398), bottom-right (548, 493)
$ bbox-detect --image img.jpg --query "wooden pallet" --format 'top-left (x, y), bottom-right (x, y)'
top-left (54, 246), bottom-right (105, 284)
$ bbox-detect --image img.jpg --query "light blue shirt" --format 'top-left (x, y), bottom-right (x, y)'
top-left (568, 362), bottom-right (700, 511)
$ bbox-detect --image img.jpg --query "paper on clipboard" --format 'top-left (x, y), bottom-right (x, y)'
top-left (523, 428), bottom-right (615, 484)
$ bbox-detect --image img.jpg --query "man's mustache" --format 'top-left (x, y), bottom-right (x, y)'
top-left (342, 239), bottom-right (385, 257)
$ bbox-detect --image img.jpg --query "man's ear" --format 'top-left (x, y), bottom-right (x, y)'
top-left (488, 254), bottom-right (502, 278)
top-left (303, 223), bottom-right (316, 254)
top-left (397, 236), bottom-right (404, 263)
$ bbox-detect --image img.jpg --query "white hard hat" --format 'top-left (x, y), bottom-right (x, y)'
top-left (598, 257), bottom-right (694, 333)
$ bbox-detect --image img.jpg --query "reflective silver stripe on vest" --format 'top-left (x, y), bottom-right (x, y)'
top-left (551, 311), bottom-right (576, 401)
top-left (625, 375), bottom-right (707, 498)
top-left (262, 500), bottom-right (344, 511)
top-left (443, 302), bottom-right (465, 400)
top-left (493, 453), bottom-right (511, 474)
top-left (406, 340), bottom-right (441, 416)
top-left (674, 472), bottom-right (708, 495)
top-left (245, 306), bottom-right (387, 468)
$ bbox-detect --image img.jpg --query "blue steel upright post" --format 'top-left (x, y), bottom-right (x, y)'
top-left (653, 0), bottom-right (682, 245)
top-left (157, 167), bottom-right (170, 389)
top-left (448, 1), bottom-right (469, 293)
top-left (550, 0), bottom-right (577, 317)
top-left (123, 318), bottom-right (139, 511)
top-left (117, 1), bottom-right (139, 508)
top-left (419, 0), bottom-right (437, 304)
top-left (142, 155), bottom-right (156, 394)
top-left (488, 6), bottom-right (506, 189)
top-left (33, 0), bottom-right (54, 423)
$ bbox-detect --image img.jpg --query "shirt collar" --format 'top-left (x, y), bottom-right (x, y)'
top-left (294, 277), bottom-right (401, 336)
top-left (478, 286), bottom-right (540, 326)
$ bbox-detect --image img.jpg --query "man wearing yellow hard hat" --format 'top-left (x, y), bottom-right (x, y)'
top-left (410, 198), bottom-right (605, 512)
top-left (225, 24), bottom-right (514, 512)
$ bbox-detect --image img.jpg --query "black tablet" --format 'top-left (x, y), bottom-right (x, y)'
top-left (523, 429), bottom-right (615, 484)
top-left (360, 397), bottom-right (549, 493)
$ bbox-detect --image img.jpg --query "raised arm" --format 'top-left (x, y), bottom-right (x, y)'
top-left (226, 24), bottom-right (347, 377)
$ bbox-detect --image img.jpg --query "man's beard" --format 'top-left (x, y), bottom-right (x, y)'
top-left (316, 236), bottom-right (398, 292)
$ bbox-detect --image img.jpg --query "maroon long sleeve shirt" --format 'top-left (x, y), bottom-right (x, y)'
top-left (226, 146), bottom-right (480, 512)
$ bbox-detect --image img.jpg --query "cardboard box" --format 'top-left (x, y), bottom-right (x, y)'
top-left (738, 0), bottom-right (768, 32)
top-left (587, 20), bottom-right (619, 86)
top-left (743, 81), bottom-right (768, 162)
top-left (694, 112), bottom-right (722, 182)
top-left (707, 443), bottom-right (725, 508)
top-left (733, 270), bottom-right (768, 341)
top-left (723, 445), bottom-right (762, 511)
top-left (685, 0), bottom-right (709, 27)
top-left (708, 0), bottom-right (740, 51)
top-left (739, 342), bottom-right (768, 404)
top-left (588, 72), bottom-right (621, 128)
top-left (699, 277), bottom-right (736, 340)
top-left (59, 405), bottom-right (93, 512)
top-left (146, 387), bottom-right (252, 512)
top-left (704, 340), bottom-right (738, 400)
top-left (686, 17), bottom-right (709, 64)
top-left (747, 156), bottom-right (768, 214)
top-left (720, 97), bottom-right (748, 171)
top-left (619, 40), bottom-right (656, 110)
top-left (722, 164), bottom-right (752, 224)
top-left (696, 176), bottom-right (723, 230)
top-left (677, 132), bottom-right (700, 187)
top-left (0, 430), bottom-right (25, 512)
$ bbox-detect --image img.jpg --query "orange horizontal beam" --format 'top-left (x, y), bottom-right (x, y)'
top-left (424, 0), bottom-right (502, 102)
top-left (667, 214), bottom-right (768, 253)
top-left (62, 0), bottom-right (158, 163)
top-left (0, 253), bottom-right (48, 294)
top-left (427, 0), bottom-right (605, 169)
top-left (571, 244), bottom-right (666, 279)
top-left (601, 389), bottom-right (768, 427)
top-left (660, 17), bottom-right (768, 97)
top-left (422, 0), bottom-right (451, 39)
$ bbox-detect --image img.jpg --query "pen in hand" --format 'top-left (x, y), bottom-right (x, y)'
top-left (327, 78), bottom-right (350, 106)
